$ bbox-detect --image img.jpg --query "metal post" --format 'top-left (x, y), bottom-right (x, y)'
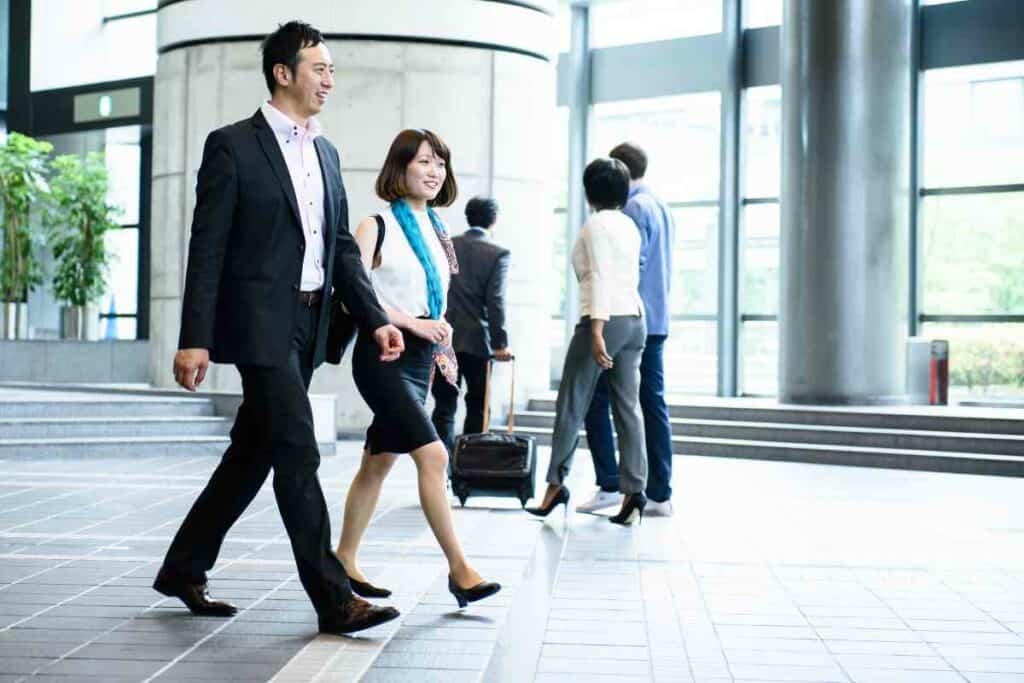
top-left (564, 3), bottom-right (590, 345)
top-left (908, 0), bottom-right (922, 339)
top-left (779, 0), bottom-right (913, 404)
top-left (717, 0), bottom-right (741, 396)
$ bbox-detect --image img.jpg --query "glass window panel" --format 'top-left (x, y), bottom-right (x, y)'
top-left (104, 126), bottom-right (141, 226)
top-left (551, 210), bottom-right (569, 319)
top-left (591, 0), bottom-right (722, 48)
top-left (744, 0), bottom-right (782, 28)
top-left (740, 202), bottom-right (779, 315)
top-left (101, 228), bottom-right (139, 322)
top-left (742, 85), bottom-right (781, 198)
top-left (102, 0), bottom-right (156, 14)
top-left (740, 320), bottom-right (778, 395)
top-left (671, 206), bottom-right (719, 316)
top-left (591, 93), bottom-right (722, 202)
top-left (921, 192), bottom-right (1024, 315)
top-left (556, 0), bottom-right (573, 55)
top-left (100, 316), bottom-right (138, 341)
top-left (920, 322), bottom-right (1024, 398)
top-left (922, 61), bottom-right (1024, 188)
top-left (665, 320), bottom-right (718, 395)
top-left (553, 106), bottom-right (569, 210)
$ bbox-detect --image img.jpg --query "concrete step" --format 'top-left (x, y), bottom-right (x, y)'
top-left (525, 398), bottom-right (1024, 435)
top-left (509, 426), bottom-right (1024, 477)
top-left (512, 411), bottom-right (1024, 456)
top-left (0, 435), bottom-right (231, 459)
top-left (0, 416), bottom-right (232, 440)
top-left (0, 399), bottom-right (215, 419)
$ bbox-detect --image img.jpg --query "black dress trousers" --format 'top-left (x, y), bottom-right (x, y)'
top-left (163, 298), bottom-right (351, 615)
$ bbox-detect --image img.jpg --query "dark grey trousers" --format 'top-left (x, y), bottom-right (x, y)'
top-left (547, 315), bottom-right (648, 494)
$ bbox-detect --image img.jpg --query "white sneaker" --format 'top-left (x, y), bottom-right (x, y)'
top-left (645, 499), bottom-right (674, 517)
top-left (575, 489), bottom-right (622, 514)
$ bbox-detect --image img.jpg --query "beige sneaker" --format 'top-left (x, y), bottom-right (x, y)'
top-left (645, 499), bottom-right (674, 517)
top-left (575, 489), bottom-right (622, 514)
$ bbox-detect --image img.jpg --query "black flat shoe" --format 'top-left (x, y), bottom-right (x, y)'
top-left (525, 486), bottom-right (570, 518)
top-left (153, 567), bottom-right (237, 617)
top-left (350, 578), bottom-right (392, 599)
top-left (319, 596), bottom-right (400, 635)
top-left (609, 492), bottom-right (647, 526)
top-left (448, 575), bottom-right (501, 608)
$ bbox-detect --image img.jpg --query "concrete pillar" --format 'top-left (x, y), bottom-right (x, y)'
top-left (151, 0), bottom-right (556, 430)
top-left (779, 0), bottom-right (912, 404)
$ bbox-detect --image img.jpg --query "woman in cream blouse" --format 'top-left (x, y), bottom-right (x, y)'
top-left (526, 157), bottom-right (649, 525)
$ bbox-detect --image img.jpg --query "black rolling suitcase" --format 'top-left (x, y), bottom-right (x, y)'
top-left (449, 357), bottom-right (536, 508)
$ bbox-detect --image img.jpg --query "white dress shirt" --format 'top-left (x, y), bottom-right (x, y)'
top-left (370, 206), bottom-right (451, 318)
top-left (571, 209), bottom-right (644, 321)
top-left (260, 101), bottom-right (326, 292)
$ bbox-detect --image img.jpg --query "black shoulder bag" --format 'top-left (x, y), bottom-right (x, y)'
top-left (325, 214), bottom-right (386, 364)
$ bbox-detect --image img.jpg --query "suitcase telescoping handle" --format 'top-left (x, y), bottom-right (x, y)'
top-left (482, 354), bottom-right (515, 434)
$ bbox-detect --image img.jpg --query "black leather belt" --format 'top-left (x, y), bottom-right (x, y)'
top-left (298, 290), bottom-right (322, 307)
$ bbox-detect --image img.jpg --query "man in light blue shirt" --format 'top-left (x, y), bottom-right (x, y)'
top-left (578, 142), bottom-right (676, 517)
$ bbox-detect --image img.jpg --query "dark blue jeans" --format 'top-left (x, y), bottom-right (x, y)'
top-left (584, 334), bottom-right (673, 502)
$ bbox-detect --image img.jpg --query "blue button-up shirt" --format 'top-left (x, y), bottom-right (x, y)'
top-left (624, 185), bottom-right (675, 336)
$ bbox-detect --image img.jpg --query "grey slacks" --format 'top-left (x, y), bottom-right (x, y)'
top-left (547, 315), bottom-right (648, 494)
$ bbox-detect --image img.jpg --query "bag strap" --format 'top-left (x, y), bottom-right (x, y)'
top-left (372, 214), bottom-right (386, 269)
top-left (482, 356), bottom-right (516, 434)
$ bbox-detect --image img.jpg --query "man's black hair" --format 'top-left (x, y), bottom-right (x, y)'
top-left (609, 142), bottom-right (648, 181)
top-left (261, 21), bottom-right (324, 95)
top-left (465, 196), bottom-right (499, 229)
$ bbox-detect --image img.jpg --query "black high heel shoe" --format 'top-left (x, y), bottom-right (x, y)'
top-left (609, 492), bottom-right (647, 526)
top-left (525, 486), bottom-right (570, 518)
top-left (448, 575), bottom-right (501, 608)
top-left (349, 578), bottom-right (392, 599)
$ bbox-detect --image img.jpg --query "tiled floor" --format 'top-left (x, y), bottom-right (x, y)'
top-left (0, 438), bottom-right (1023, 682)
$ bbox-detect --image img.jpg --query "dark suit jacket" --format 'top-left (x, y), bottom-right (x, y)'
top-left (178, 110), bottom-right (388, 368)
top-left (445, 228), bottom-right (510, 358)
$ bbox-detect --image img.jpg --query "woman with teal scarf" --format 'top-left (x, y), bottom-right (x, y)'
top-left (336, 129), bottom-right (500, 609)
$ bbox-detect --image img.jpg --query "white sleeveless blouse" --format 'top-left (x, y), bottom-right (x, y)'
top-left (370, 206), bottom-right (451, 318)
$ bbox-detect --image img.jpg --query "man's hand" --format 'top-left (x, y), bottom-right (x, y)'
top-left (373, 324), bottom-right (405, 362)
top-left (493, 347), bottom-right (513, 362)
top-left (173, 348), bottom-right (210, 392)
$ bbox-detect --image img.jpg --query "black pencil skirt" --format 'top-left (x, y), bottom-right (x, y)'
top-left (352, 329), bottom-right (441, 455)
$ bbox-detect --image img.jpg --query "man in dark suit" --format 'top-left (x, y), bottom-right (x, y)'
top-left (154, 21), bottom-right (403, 635)
top-left (431, 197), bottom-right (512, 453)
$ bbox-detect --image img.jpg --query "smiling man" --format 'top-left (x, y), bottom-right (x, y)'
top-left (155, 21), bottom-right (403, 635)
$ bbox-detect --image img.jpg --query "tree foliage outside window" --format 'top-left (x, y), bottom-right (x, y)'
top-left (41, 153), bottom-right (121, 307)
top-left (0, 133), bottom-right (53, 303)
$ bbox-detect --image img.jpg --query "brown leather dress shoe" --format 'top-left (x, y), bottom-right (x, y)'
top-left (318, 595), bottom-right (400, 635)
top-left (153, 568), bottom-right (237, 617)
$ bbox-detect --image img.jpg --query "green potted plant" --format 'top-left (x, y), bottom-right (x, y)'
top-left (0, 132), bottom-right (52, 339)
top-left (41, 152), bottom-right (120, 341)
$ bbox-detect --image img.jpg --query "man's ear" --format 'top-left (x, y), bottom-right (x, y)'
top-left (273, 63), bottom-right (291, 88)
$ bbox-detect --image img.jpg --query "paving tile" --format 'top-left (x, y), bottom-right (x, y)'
top-left (949, 657), bottom-right (1024, 674)
top-left (845, 670), bottom-right (967, 683)
top-left (727, 663), bottom-right (847, 681)
top-left (372, 651), bottom-right (491, 670)
top-left (962, 674), bottom-right (1024, 683)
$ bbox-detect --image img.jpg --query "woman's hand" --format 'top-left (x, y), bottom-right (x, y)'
top-left (410, 318), bottom-right (452, 345)
top-left (591, 333), bottom-right (614, 369)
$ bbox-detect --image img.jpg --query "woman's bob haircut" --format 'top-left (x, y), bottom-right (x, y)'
top-left (375, 129), bottom-right (458, 207)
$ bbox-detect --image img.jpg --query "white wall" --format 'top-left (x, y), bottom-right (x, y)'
top-left (30, 0), bottom-right (156, 91)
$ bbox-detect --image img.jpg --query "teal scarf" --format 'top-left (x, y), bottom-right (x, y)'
top-left (390, 199), bottom-right (448, 320)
